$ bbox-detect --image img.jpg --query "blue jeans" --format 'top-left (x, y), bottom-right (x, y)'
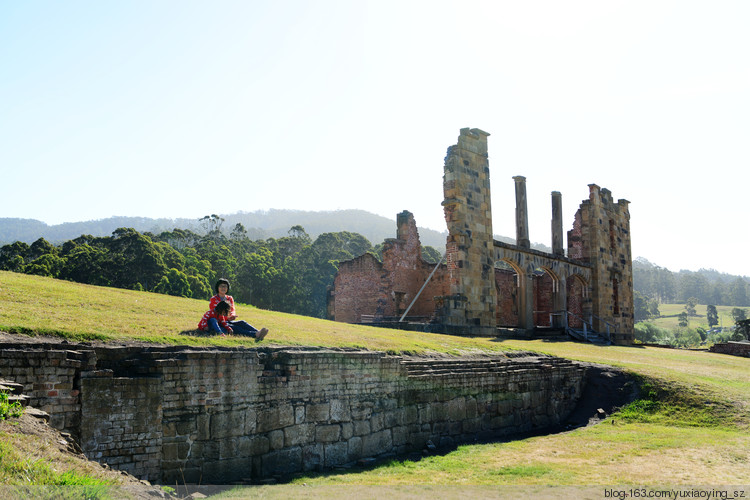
top-left (207, 318), bottom-right (229, 334)
top-left (228, 320), bottom-right (258, 337)
top-left (207, 318), bottom-right (258, 336)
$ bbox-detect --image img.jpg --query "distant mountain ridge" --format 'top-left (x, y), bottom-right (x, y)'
top-left (0, 209), bottom-right (455, 249)
top-left (4, 210), bottom-right (747, 282)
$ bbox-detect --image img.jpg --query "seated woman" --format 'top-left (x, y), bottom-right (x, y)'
top-left (209, 278), bottom-right (268, 340)
top-left (198, 300), bottom-right (232, 336)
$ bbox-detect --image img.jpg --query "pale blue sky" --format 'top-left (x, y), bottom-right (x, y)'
top-left (2, 1), bottom-right (749, 276)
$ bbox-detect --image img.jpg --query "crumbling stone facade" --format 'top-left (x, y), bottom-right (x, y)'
top-left (567, 185), bottom-right (634, 343)
top-left (442, 129), bottom-right (498, 335)
top-left (328, 211), bottom-right (449, 324)
top-left (329, 127), bottom-right (635, 344)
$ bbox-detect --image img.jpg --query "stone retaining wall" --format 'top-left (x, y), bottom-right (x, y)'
top-left (709, 341), bottom-right (750, 357)
top-left (0, 342), bottom-right (586, 484)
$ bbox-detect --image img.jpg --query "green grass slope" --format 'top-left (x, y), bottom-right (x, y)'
top-left (1, 271), bottom-right (749, 491)
top-left (0, 271), bottom-right (507, 355)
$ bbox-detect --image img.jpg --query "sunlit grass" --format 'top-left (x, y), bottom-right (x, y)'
top-left (0, 271), bottom-right (512, 355)
top-left (2, 271), bottom-right (750, 489)
top-left (650, 303), bottom-right (740, 330)
top-left (0, 431), bottom-right (113, 488)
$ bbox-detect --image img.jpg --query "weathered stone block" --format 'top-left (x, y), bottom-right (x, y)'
top-left (268, 430), bottom-right (284, 450)
top-left (284, 423), bottom-right (315, 447)
top-left (347, 436), bottom-right (362, 460)
top-left (210, 411), bottom-right (245, 439)
top-left (370, 413), bottom-right (384, 433)
top-left (352, 419), bottom-right (370, 436)
top-left (391, 425), bottom-right (408, 446)
top-left (302, 443), bottom-right (323, 471)
top-left (257, 404), bottom-right (294, 432)
top-left (447, 398), bottom-right (466, 421)
top-left (341, 422), bottom-right (353, 440)
top-left (238, 435), bottom-right (270, 456)
top-left (262, 447), bottom-right (302, 476)
top-left (306, 402), bottom-right (329, 422)
top-left (329, 399), bottom-right (350, 422)
top-left (418, 404), bottom-right (432, 424)
top-left (324, 441), bottom-right (348, 467)
top-left (315, 424), bottom-right (341, 443)
top-left (362, 430), bottom-right (392, 457)
top-left (203, 456), bottom-right (252, 483)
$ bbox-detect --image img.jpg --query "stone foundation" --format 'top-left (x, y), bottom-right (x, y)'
top-left (709, 341), bottom-right (750, 357)
top-left (0, 340), bottom-right (586, 484)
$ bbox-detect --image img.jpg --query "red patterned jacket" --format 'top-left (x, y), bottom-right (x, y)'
top-left (198, 310), bottom-right (230, 331)
top-left (209, 294), bottom-right (236, 319)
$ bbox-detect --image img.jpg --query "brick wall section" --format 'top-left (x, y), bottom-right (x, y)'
top-left (534, 274), bottom-right (554, 327)
top-left (80, 374), bottom-right (162, 479)
top-left (330, 211), bottom-right (449, 323)
top-left (331, 253), bottom-right (387, 323)
top-left (0, 342), bottom-right (586, 484)
top-left (566, 277), bottom-right (585, 328)
top-left (495, 269), bottom-right (518, 327)
top-left (0, 347), bottom-right (94, 435)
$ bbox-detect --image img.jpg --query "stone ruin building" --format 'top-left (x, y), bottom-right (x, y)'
top-left (328, 128), bottom-right (634, 345)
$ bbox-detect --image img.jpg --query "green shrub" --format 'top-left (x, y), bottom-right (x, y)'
top-left (0, 391), bottom-right (23, 420)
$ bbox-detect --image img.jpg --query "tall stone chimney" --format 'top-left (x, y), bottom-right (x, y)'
top-left (551, 191), bottom-right (564, 256)
top-left (441, 128), bottom-right (497, 335)
top-left (513, 176), bottom-right (530, 248)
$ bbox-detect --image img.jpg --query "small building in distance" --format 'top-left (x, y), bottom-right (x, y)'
top-left (328, 128), bottom-right (634, 344)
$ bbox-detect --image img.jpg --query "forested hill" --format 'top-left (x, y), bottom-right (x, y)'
top-left (1, 210), bottom-right (450, 249)
top-left (1, 210), bottom-right (544, 255)
top-left (4, 210), bottom-right (747, 306)
top-left (633, 257), bottom-right (750, 307)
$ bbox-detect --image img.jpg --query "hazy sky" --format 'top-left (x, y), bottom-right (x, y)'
top-left (2, 1), bottom-right (749, 276)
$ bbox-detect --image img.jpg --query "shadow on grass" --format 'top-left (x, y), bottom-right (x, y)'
top-left (178, 329), bottom-right (265, 340)
top-left (488, 335), bottom-right (648, 348)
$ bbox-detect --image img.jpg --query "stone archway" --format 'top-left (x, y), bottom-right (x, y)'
top-left (566, 274), bottom-right (588, 329)
top-left (532, 266), bottom-right (562, 328)
top-left (495, 259), bottom-right (522, 328)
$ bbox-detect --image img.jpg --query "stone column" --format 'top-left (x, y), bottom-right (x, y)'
top-left (513, 176), bottom-right (530, 248)
top-left (519, 271), bottom-right (535, 329)
top-left (551, 191), bottom-right (564, 256)
top-left (553, 275), bottom-right (567, 328)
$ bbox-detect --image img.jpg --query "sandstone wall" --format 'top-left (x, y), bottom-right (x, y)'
top-left (0, 343), bottom-right (586, 484)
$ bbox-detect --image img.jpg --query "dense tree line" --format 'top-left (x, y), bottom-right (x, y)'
top-left (0, 221), bottom-right (440, 320)
top-left (634, 259), bottom-right (750, 345)
top-left (633, 258), bottom-right (750, 308)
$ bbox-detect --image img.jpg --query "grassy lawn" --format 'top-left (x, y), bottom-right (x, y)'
top-left (649, 303), bottom-right (742, 331)
top-left (1, 271), bottom-right (749, 492)
top-left (0, 271), bottom-right (510, 355)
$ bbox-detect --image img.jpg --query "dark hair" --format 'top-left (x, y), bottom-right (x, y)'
top-left (214, 300), bottom-right (231, 315)
top-left (215, 278), bottom-right (230, 294)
